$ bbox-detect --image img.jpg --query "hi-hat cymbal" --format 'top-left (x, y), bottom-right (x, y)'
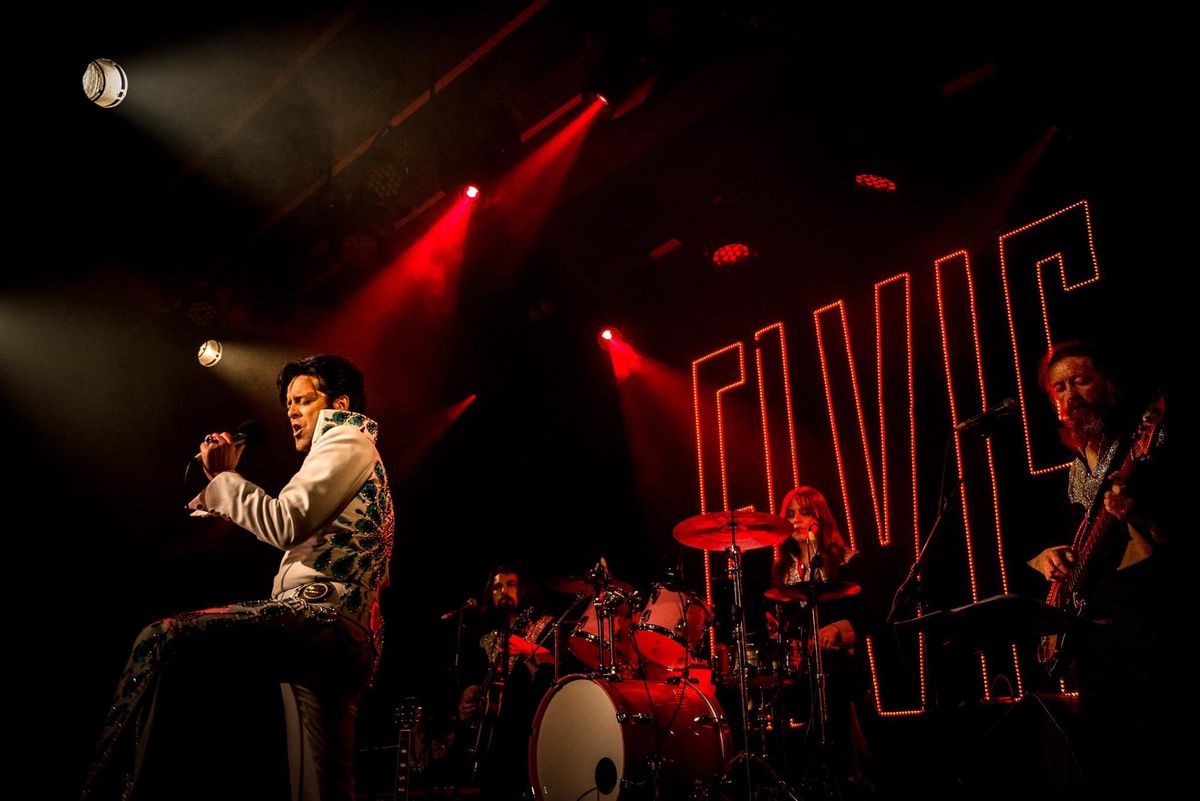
top-left (672, 510), bottom-right (791, 551)
top-left (547, 575), bottom-right (635, 595)
top-left (764, 581), bottom-right (861, 603)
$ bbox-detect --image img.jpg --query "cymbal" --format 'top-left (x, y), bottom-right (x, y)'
top-left (672, 510), bottom-right (791, 551)
top-left (547, 575), bottom-right (635, 595)
top-left (764, 581), bottom-right (861, 603)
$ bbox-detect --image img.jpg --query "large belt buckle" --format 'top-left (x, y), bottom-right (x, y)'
top-left (300, 582), bottom-right (333, 602)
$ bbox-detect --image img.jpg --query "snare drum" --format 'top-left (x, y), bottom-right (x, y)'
top-left (630, 585), bottom-right (711, 669)
top-left (716, 640), bottom-right (790, 688)
top-left (529, 674), bottom-right (730, 800)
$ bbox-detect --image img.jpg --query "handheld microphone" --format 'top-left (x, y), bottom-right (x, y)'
top-left (193, 420), bottom-right (266, 460)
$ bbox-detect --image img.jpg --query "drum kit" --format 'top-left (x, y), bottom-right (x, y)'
top-left (527, 509), bottom-right (861, 801)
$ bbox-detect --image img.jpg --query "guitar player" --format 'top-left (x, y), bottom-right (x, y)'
top-left (457, 566), bottom-right (554, 800)
top-left (1026, 340), bottom-right (1184, 795)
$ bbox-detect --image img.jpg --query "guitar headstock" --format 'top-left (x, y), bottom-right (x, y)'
top-left (396, 696), bottom-right (422, 729)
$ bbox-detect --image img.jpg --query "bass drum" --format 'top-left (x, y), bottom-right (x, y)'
top-left (529, 674), bottom-right (730, 800)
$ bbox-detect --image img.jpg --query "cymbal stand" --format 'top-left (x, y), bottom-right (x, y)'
top-left (725, 522), bottom-right (753, 799)
top-left (801, 583), bottom-right (836, 796)
top-left (769, 600), bottom-right (791, 775)
top-left (720, 516), bottom-right (805, 800)
top-left (721, 519), bottom-right (805, 801)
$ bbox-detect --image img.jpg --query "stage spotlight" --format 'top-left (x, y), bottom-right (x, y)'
top-left (600, 327), bottom-right (639, 381)
top-left (82, 58), bottom-right (128, 108)
top-left (464, 184), bottom-right (480, 200)
top-left (855, 173), bottom-right (897, 192)
top-left (583, 48), bottom-right (658, 121)
top-left (711, 243), bottom-right (754, 270)
top-left (197, 339), bottom-right (223, 367)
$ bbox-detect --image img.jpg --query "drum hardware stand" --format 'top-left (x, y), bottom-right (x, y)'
top-left (752, 752), bottom-right (804, 801)
top-left (799, 580), bottom-right (835, 798)
top-left (771, 601), bottom-right (792, 776)
top-left (671, 508), bottom-right (796, 801)
top-left (725, 527), bottom-right (754, 799)
top-left (549, 593), bottom-right (587, 683)
top-left (631, 614), bottom-right (698, 801)
top-left (752, 689), bottom-right (774, 759)
top-left (646, 753), bottom-right (664, 801)
top-left (722, 752), bottom-right (804, 801)
top-left (587, 561), bottom-right (628, 681)
top-left (725, 517), bottom-right (806, 801)
top-left (721, 516), bottom-right (805, 801)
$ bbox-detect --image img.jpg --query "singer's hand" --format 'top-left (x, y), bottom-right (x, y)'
top-left (199, 431), bottom-right (244, 481)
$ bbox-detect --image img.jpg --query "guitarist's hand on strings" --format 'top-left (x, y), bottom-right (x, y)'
top-left (1029, 545), bottom-right (1076, 582)
top-left (506, 635), bottom-right (553, 670)
top-left (458, 685), bottom-right (482, 721)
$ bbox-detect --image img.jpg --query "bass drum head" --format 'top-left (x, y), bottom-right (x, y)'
top-left (530, 674), bottom-right (730, 801)
top-left (530, 677), bottom-right (627, 800)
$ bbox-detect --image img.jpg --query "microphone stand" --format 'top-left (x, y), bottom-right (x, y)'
top-left (888, 432), bottom-right (964, 625)
top-left (451, 607), bottom-right (467, 688)
top-left (886, 429), bottom-right (969, 716)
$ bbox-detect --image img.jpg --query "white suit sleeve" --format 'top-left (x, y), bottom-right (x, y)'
top-left (187, 424), bottom-right (376, 551)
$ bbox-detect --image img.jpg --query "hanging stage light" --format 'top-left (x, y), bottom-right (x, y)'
top-left (82, 58), bottom-right (128, 108)
top-left (598, 327), bottom-right (623, 348)
top-left (197, 339), bottom-right (223, 367)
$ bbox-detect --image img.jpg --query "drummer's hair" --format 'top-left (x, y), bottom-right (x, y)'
top-left (777, 486), bottom-right (848, 570)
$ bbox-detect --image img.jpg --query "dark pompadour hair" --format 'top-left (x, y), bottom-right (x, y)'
top-left (277, 355), bottom-right (367, 413)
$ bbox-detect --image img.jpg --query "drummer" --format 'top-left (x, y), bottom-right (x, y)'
top-left (457, 565), bottom-right (555, 800)
top-left (772, 486), bottom-right (859, 651)
top-left (770, 486), bottom-right (874, 790)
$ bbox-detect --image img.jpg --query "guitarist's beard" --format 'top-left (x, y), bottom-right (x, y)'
top-left (1059, 394), bottom-right (1117, 453)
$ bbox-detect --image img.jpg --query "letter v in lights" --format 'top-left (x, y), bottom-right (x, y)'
top-left (692, 326), bottom-right (802, 656)
top-left (814, 275), bottom-right (924, 716)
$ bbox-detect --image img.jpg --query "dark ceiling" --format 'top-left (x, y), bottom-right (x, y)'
top-left (36, 2), bottom-right (1170, 311)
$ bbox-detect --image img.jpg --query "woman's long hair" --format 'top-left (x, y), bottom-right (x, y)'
top-left (774, 486), bottom-right (849, 585)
